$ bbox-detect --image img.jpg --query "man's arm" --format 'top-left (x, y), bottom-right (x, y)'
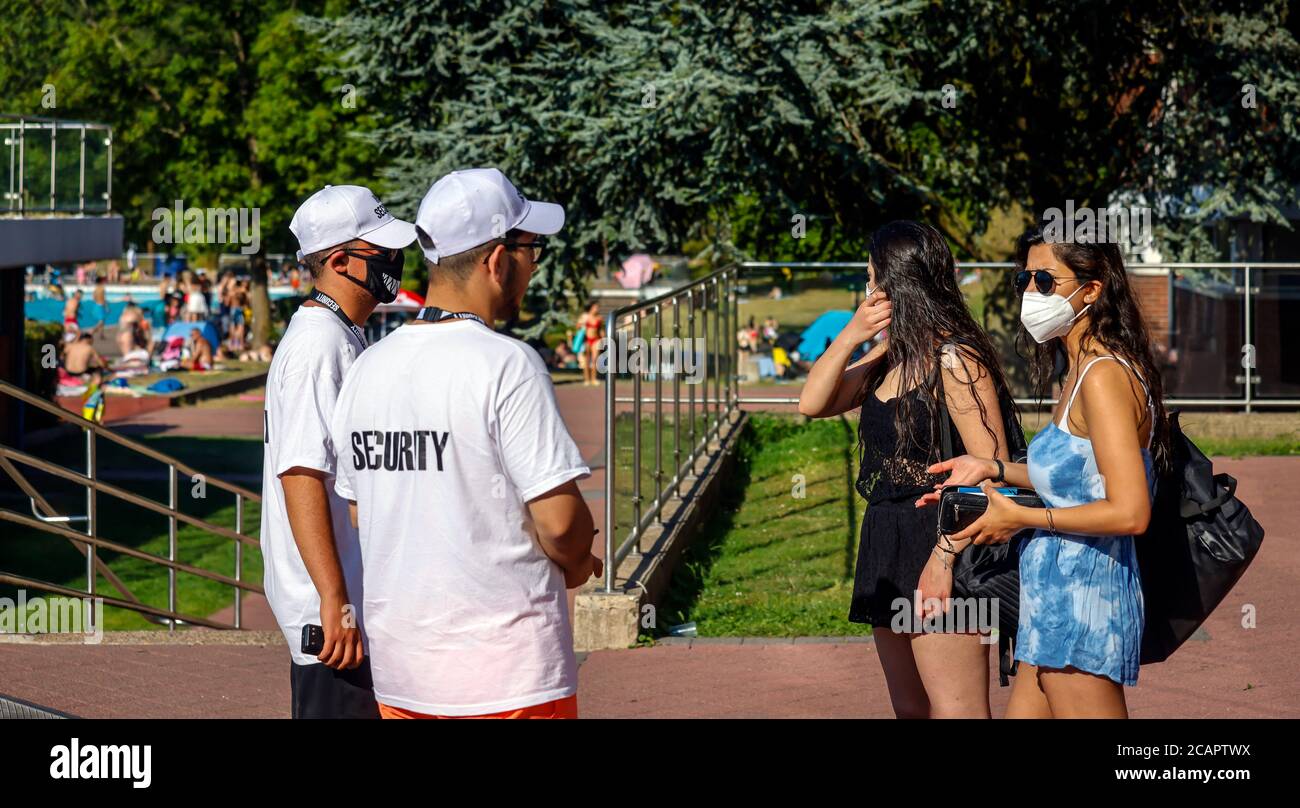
top-left (527, 480), bottom-right (602, 589)
top-left (280, 467), bottom-right (363, 670)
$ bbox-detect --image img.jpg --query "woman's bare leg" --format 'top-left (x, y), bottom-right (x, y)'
top-left (872, 629), bottom-right (930, 719)
top-left (1005, 662), bottom-right (1053, 718)
top-left (910, 631), bottom-right (992, 718)
top-left (1039, 666), bottom-right (1128, 718)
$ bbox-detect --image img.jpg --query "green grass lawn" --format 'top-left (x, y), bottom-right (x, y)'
top-left (0, 434), bottom-right (263, 630)
top-left (657, 415), bottom-right (871, 637)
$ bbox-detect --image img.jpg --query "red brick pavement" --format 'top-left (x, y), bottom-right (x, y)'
top-left (4, 388), bottom-right (1296, 718)
top-left (0, 639), bottom-right (289, 719)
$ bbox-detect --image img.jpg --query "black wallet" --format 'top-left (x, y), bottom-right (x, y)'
top-left (937, 486), bottom-right (1044, 534)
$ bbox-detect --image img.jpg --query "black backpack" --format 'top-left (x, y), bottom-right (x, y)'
top-left (1137, 410), bottom-right (1266, 664)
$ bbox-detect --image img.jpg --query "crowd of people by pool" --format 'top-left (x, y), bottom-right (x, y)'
top-left (30, 258), bottom-right (290, 400)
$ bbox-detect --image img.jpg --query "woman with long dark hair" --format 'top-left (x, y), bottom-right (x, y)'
top-left (924, 226), bottom-right (1168, 718)
top-left (799, 221), bottom-right (1015, 718)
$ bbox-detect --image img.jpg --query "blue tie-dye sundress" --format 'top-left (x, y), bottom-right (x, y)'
top-left (1017, 355), bottom-right (1156, 686)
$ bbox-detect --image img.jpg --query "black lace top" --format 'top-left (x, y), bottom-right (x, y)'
top-left (855, 383), bottom-right (965, 506)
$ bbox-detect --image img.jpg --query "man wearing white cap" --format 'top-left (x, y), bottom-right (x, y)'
top-left (261, 184), bottom-right (416, 718)
top-left (330, 168), bottom-right (600, 718)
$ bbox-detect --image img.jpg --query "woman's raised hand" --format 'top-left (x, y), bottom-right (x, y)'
top-left (914, 454), bottom-right (999, 508)
top-left (843, 290), bottom-right (891, 344)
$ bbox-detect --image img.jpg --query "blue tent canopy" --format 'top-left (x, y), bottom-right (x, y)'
top-left (797, 310), bottom-right (855, 362)
top-left (162, 320), bottom-right (220, 350)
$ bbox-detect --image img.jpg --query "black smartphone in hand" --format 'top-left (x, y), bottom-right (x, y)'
top-left (301, 624), bottom-right (324, 655)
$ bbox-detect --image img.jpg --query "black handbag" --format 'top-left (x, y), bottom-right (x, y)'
top-left (934, 366), bottom-right (1030, 686)
top-left (1136, 410), bottom-right (1265, 664)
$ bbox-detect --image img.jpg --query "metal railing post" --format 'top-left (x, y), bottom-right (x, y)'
top-left (712, 277), bottom-right (721, 436)
top-left (631, 311), bottom-right (643, 552)
top-left (653, 303), bottom-right (664, 525)
top-left (85, 428), bottom-right (96, 626)
top-left (78, 125), bottom-right (86, 214)
top-left (726, 269), bottom-right (736, 416)
top-left (1244, 265), bottom-right (1254, 414)
top-left (603, 312), bottom-right (616, 593)
top-left (672, 297), bottom-right (682, 499)
top-left (17, 120), bottom-right (24, 215)
top-left (167, 464), bottom-right (178, 630)
top-left (48, 124), bottom-right (56, 212)
top-left (234, 494), bottom-right (243, 629)
top-left (689, 288), bottom-right (698, 464)
top-left (105, 130), bottom-right (112, 212)
top-left (731, 267), bottom-right (740, 414)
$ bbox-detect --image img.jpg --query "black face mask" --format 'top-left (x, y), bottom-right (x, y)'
top-left (339, 248), bottom-right (404, 303)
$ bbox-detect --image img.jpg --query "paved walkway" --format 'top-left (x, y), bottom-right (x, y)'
top-left (3, 389), bottom-right (1296, 717)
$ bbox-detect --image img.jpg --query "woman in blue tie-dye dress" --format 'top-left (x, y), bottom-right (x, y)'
top-left (918, 227), bottom-right (1169, 718)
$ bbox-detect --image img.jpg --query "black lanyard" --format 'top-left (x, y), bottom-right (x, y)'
top-left (416, 306), bottom-right (488, 328)
top-left (308, 289), bottom-right (367, 352)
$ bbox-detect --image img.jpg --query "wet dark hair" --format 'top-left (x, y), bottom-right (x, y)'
top-left (856, 220), bottom-right (1015, 464)
top-left (1015, 227), bottom-right (1170, 472)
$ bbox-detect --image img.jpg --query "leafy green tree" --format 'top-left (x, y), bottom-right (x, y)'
top-left (1, 0), bottom-right (379, 347)
top-left (312, 0), bottom-right (971, 333)
top-left (922, 0), bottom-right (1300, 259)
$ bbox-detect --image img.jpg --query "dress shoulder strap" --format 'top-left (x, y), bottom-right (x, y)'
top-left (1059, 355), bottom-right (1155, 448)
top-left (1060, 356), bottom-right (1114, 432)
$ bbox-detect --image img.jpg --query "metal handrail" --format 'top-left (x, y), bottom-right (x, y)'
top-left (0, 379), bottom-right (261, 630)
top-left (1, 115), bottom-right (113, 216)
top-left (735, 260), bottom-right (1300, 411)
top-left (602, 265), bottom-right (742, 592)
top-left (1, 380), bottom-right (258, 501)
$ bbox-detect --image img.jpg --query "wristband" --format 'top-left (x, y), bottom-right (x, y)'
top-left (992, 458), bottom-right (1005, 483)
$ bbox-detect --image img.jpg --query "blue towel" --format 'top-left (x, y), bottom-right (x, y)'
top-left (147, 378), bottom-right (185, 393)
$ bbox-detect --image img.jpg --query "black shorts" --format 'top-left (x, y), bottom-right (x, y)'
top-left (289, 659), bottom-right (381, 719)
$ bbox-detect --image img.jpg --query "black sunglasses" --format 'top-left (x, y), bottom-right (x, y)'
top-left (1014, 269), bottom-right (1079, 295)
top-left (482, 236), bottom-right (547, 264)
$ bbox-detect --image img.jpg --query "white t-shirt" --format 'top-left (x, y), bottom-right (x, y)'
top-left (260, 306), bottom-right (367, 666)
top-left (331, 320), bottom-right (590, 716)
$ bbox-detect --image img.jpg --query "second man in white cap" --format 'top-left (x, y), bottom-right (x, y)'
top-left (330, 168), bottom-right (600, 718)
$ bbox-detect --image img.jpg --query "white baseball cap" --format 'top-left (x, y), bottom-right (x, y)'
top-left (414, 168), bottom-right (565, 264)
top-left (289, 184), bottom-right (416, 257)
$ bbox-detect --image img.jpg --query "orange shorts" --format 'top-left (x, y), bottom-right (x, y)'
top-left (378, 695), bottom-right (578, 719)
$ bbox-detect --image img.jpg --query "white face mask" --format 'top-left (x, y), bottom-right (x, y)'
top-left (1020, 285), bottom-right (1090, 343)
